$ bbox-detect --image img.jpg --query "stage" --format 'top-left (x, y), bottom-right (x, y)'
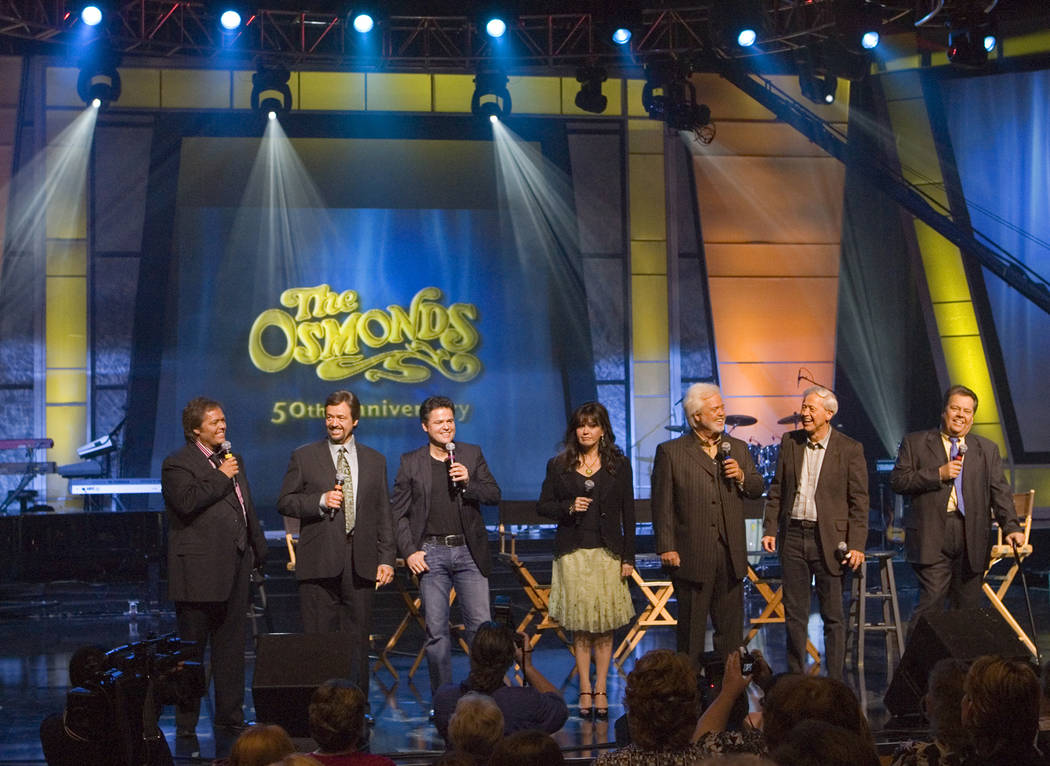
top-left (2, 526), bottom-right (1049, 764)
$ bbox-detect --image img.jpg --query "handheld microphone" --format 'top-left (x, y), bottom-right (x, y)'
top-left (720, 440), bottom-right (732, 461)
top-left (446, 442), bottom-right (463, 492)
top-left (335, 471), bottom-right (347, 489)
top-left (221, 440), bottom-right (233, 461)
top-left (835, 541), bottom-right (850, 566)
top-left (583, 479), bottom-right (595, 496)
top-left (957, 443), bottom-right (968, 460)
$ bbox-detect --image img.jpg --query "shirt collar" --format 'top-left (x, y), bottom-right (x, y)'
top-left (807, 430), bottom-right (832, 450)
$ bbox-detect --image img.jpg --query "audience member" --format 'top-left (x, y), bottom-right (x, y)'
top-left (224, 724), bottom-right (295, 766)
top-left (307, 680), bottom-right (395, 766)
top-left (760, 674), bottom-right (872, 752)
top-left (769, 719), bottom-right (879, 766)
top-left (490, 730), bottom-right (565, 766)
top-left (960, 655), bottom-right (1044, 766)
top-left (594, 649), bottom-right (705, 766)
top-left (448, 693), bottom-right (504, 765)
top-left (890, 658), bottom-right (970, 766)
top-left (433, 622), bottom-right (568, 741)
top-left (690, 650), bottom-right (765, 758)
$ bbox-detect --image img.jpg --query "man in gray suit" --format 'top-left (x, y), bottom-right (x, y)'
top-left (391, 395), bottom-right (501, 693)
top-left (762, 386), bottom-right (868, 681)
top-left (652, 382), bottom-right (765, 665)
top-left (278, 389), bottom-right (395, 699)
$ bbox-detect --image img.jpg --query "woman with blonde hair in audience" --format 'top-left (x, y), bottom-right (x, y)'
top-left (448, 693), bottom-right (505, 766)
top-left (222, 724), bottom-right (295, 766)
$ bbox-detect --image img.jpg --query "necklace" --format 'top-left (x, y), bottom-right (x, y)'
top-left (580, 452), bottom-right (600, 475)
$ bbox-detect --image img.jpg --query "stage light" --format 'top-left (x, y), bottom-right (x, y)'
top-left (485, 17), bottom-right (507, 39)
top-left (604, 10), bottom-right (640, 49)
top-left (737, 28), bottom-right (757, 47)
top-left (251, 64), bottom-right (293, 116)
top-left (219, 9), bottom-right (241, 31)
top-left (947, 27), bottom-right (988, 67)
top-left (489, 115), bottom-right (498, 124)
top-left (76, 46), bottom-right (121, 108)
top-left (471, 70), bottom-right (511, 120)
top-left (352, 13), bottom-right (374, 33)
top-left (91, 98), bottom-right (100, 108)
top-left (983, 34), bottom-right (997, 52)
top-left (641, 60), bottom-right (714, 143)
top-left (81, 4), bottom-right (102, 26)
top-left (612, 27), bottom-right (631, 45)
top-left (268, 111), bottom-right (276, 120)
top-left (861, 30), bottom-right (879, 49)
top-left (574, 65), bottom-right (607, 114)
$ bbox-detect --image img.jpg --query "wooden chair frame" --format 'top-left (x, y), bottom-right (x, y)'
top-left (983, 489), bottom-right (1037, 656)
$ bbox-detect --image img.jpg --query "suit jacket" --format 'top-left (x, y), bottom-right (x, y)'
top-left (536, 456), bottom-right (636, 564)
top-left (162, 443), bottom-right (267, 603)
top-left (390, 442), bottom-right (501, 577)
top-left (763, 429), bottom-right (869, 574)
top-left (651, 433), bottom-right (765, 583)
top-left (277, 439), bottom-right (395, 582)
top-left (890, 428), bottom-right (1020, 572)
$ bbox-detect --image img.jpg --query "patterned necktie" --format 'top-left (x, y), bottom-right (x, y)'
top-left (949, 437), bottom-right (965, 515)
top-left (337, 448), bottom-right (356, 534)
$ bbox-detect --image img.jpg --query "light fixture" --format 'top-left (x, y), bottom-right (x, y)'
top-left (350, 8), bottom-right (375, 34)
top-left (948, 25), bottom-right (989, 67)
top-left (80, 4), bottom-right (103, 26)
top-left (737, 28), bottom-right (757, 47)
top-left (612, 27), bottom-right (631, 45)
top-left (710, 0), bottom-right (764, 50)
top-left (641, 60), bottom-right (714, 143)
top-left (219, 9), bottom-right (241, 31)
top-left (574, 65), bottom-right (607, 114)
top-left (861, 30), bottom-right (880, 50)
top-left (251, 64), bottom-right (293, 116)
top-left (76, 46), bottom-right (121, 108)
top-left (471, 70), bottom-right (511, 120)
top-left (796, 47), bottom-right (838, 105)
top-left (485, 17), bottom-right (507, 39)
top-left (605, 9), bottom-right (641, 47)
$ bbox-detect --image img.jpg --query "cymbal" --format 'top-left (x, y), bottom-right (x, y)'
top-left (777, 412), bottom-right (802, 425)
top-left (725, 415), bottom-right (757, 427)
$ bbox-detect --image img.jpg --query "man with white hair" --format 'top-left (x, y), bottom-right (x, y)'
top-left (652, 382), bottom-right (765, 664)
top-left (761, 386), bottom-right (868, 680)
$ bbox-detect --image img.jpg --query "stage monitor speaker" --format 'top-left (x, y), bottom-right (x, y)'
top-left (252, 632), bottom-right (353, 737)
top-left (884, 608), bottom-right (1028, 718)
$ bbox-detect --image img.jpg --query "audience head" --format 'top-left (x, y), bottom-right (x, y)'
top-left (448, 692), bottom-right (504, 764)
top-left (490, 730), bottom-right (564, 766)
top-left (67, 645), bottom-right (106, 687)
top-left (761, 675), bottom-right (871, 751)
top-left (962, 655), bottom-right (1040, 757)
top-left (624, 649), bottom-right (699, 750)
top-left (227, 724), bottom-right (295, 766)
top-left (309, 678), bottom-right (366, 754)
top-left (922, 658), bottom-right (969, 752)
top-left (769, 719), bottom-right (879, 766)
top-left (466, 622), bottom-right (517, 694)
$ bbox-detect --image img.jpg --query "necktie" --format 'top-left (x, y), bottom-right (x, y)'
top-left (949, 437), bottom-right (965, 515)
top-left (337, 448), bottom-right (356, 534)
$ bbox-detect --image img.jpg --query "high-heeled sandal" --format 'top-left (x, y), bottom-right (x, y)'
top-left (594, 691), bottom-right (609, 719)
top-left (578, 691), bottom-right (594, 717)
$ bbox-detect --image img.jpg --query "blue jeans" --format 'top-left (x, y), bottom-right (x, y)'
top-left (419, 542), bottom-right (491, 694)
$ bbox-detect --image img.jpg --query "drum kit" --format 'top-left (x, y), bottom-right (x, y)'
top-left (664, 411), bottom-right (805, 483)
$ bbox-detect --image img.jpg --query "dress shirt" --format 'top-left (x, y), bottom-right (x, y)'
top-left (790, 429), bottom-right (832, 522)
top-left (319, 436), bottom-right (359, 517)
top-left (196, 439), bottom-right (245, 523)
top-left (940, 433), bottom-right (965, 513)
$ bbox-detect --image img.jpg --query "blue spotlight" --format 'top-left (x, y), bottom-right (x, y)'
top-left (81, 4), bottom-right (103, 26)
top-left (612, 27), bottom-right (631, 45)
top-left (737, 27), bottom-right (757, 47)
top-left (861, 30), bottom-right (880, 50)
top-left (219, 10), bottom-right (241, 31)
top-left (983, 34), bottom-right (997, 52)
top-left (352, 13), bottom-right (374, 33)
top-left (489, 114), bottom-right (498, 124)
top-left (485, 17), bottom-right (507, 39)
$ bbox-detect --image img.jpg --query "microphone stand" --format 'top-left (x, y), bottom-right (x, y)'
top-left (1011, 539), bottom-right (1041, 665)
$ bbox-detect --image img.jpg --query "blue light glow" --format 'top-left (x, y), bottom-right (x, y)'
top-left (486, 18), bottom-right (507, 39)
top-left (612, 27), bottom-right (631, 45)
top-left (983, 34), bottom-right (997, 52)
top-left (81, 5), bottom-right (102, 26)
top-left (861, 30), bottom-right (880, 50)
top-left (353, 13), bottom-right (374, 34)
top-left (737, 28), bottom-right (757, 48)
top-left (220, 10), bottom-right (241, 31)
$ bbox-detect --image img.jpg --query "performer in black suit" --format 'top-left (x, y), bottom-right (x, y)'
top-left (391, 395), bottom-right (502, 694)
top-left (890, 384), bottom-right (1023, 635)
top-left (538, 401), bottom-right (635, 719)
top-left (162, 397), bottom-right (267, 735)
top-left (762, 386), bottom-right (868, 681)
top-left (277, 389), bottom-right (395, 699)
top-left (651, 383), bottom-right (765, 665)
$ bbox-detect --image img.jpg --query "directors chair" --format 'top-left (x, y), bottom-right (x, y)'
top-left (983, 489), bottom-right (1037, 656)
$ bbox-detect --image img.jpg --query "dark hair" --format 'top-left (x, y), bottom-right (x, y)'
top-left (624, 649), bottom-right (699, 750)
top-left (554, 401), bottom-right (624, 476)
top-left (308, 679), bottom-right (365, 753)
top-left (769, 720), bottom-right (879, 766)
top-left (943, 384), bottom-right (979, 412)
top-left (761, 675), bottom-right (871, 751)
top-left (490, 730), bottom-right (565, 766)
top-left (181, 397), bottom-right (222, 443)
top-left (465, 622), bottom-right (517, 694)
top-left (325, 390), bottom-right (361, 421)
top-left (420, 395), bottom-right (456, 423)
top-left (68, 645), bottom-right (106, 687)
top-left (924, 658), bottom-right (969, 753)
top-left (964, 655), bottom-right (1040, 759)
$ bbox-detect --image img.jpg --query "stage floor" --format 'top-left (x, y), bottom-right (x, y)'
top-left (2, 538), bottom-right (1048, 764)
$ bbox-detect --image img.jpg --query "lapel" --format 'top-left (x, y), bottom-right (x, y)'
top-left (194, 445), bottom-right (241, 515)
top-left (791, 431), bottom-right (804, 484)
top-left (681, 434), bottom-right (717, 479)
top-left (817, 429), bottom-right (838, 492)
top-left (418, 445), bottom-right (433, 510)
top-left (923, 430), bottom-right (945, 470)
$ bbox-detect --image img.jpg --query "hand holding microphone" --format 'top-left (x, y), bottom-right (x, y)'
top-left (836, 541), bottom-right (865, 571)
top-left (218, 440), bottom-right (240, 478)
top-left (720, 439), bottom-right (744, 483)
top-left (940, 442), bottom-right (967, 481)
top-left (446, 442), bottom-right (468, 490)
top-left (325, 471), bottom-right (346, 511)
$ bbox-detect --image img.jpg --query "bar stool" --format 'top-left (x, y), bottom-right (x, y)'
top-left (846, 551), bottom-right (905, 677)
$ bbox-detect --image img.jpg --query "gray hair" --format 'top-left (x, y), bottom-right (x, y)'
top-left (683, 382), bottom-right (722, 420)
top-left (802, 386), bottom-right (838, 415)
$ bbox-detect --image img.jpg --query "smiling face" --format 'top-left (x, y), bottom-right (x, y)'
top-left (942, 393), bottom-right (976, 438)
top-left (689, 393), bottom-right (726, 437)
top-left (193, 407), bottom-right (227, 450)
top-left (325, 401), bottom-right (358, 445)
top-left (422, 406), bottom-right (456, 449)
top-left (800, 392), bottom-right (832, 441)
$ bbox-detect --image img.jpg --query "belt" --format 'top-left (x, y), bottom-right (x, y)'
top-left (788, 519), bottom-right (818, 529)
top-left (424, 534), bottom-right (466, 547)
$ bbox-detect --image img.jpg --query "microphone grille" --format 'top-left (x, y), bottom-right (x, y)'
top-left (584, 479), bottom-right (595, 492)
top-left (221, 440), bottom-right (232, 452)
top-left (446, 442), bottom-right (456, 453)
top-left (720, 440), bottom-right (732, 455)
top-left (335, 471), bottom-right (347, 483)
top-left (837, 541), bottom-right (848, 550)
top-left (958, 442), bottom-right (968, 455)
